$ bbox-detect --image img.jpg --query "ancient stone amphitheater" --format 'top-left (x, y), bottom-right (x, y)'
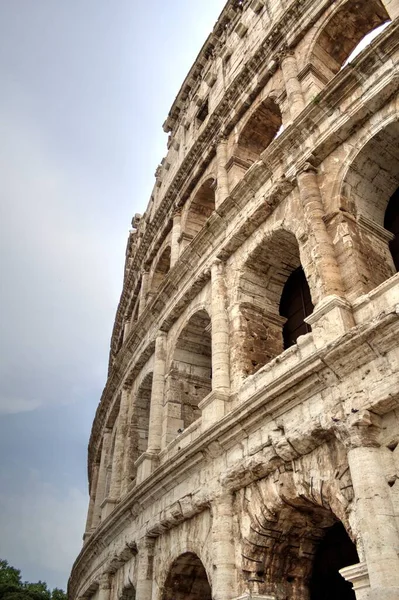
top-left (69, 1), bottom-right (399, 599)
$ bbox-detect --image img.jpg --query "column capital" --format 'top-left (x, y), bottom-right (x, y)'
top-left (277, 44), bottom-right (295, 63)
top-left (211, 257), bottom-right (225, 271)
top-left (296, 157), bottom-right (318, 178)
top-left (333, 409), bottom-right (382, 449)
top-left (173, 210), bottom-right (182, 221)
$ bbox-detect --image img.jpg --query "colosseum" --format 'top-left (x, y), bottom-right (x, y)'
top-left (69, 1), bottom-right (399, 599)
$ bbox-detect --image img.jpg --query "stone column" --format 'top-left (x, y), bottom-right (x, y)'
top-left (170, 210), bottom-right (182, 267)
top-left (280, 49), bottom-right (305, 122)
top-left (136, 537), bottom-right (155, 600)
top-left (211, 494), bottom-right (237, 600)
top-left (98, 574), bottom-right (111, 600)
top-left (107, 387), bottom-right (130, 506)
top-left (338, 410), bottom-right (399, 599)
top-left (147, 333), bottom-right (167, 453)
top-left (84, 463), bottom-right (99, 537)
top-left (123, 318), bottom-right (130, 342)
top-left (381, 0), bottom-right (399, 20)
top-left (215, 137), bottom-right (230, 209)
top-left (138, 270), bottom-right (149, 317)
top-left (211, 259), bottom-right (230, 392)
top-left (296, 163), bottom-right (343, 302)
top-left (92, 428), bottom-right (112, 528)
top-left (200, 260), bottom-right (230, 428)
top-left (198, 259), bottom-right (230, 429)
top-left (136, 333), bottom-right (167, 482)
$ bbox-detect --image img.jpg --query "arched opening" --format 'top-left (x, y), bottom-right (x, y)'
top-left (162, 553), bottom-right (211, 600)
top-left (151, 246), bottom-right (171, 294)
top-left (163, 310), bottom-right (211, 445)
top-left (235, 230), bottom-right (312, 382)
top-left (334, 121), bottom-right (399, 297)
top-left (237, 97), bottom-right (282, 165)
top-left (309, 0), bottom-right (389, 82)
top-left (241, 466), bottom-right (358, 600)
top-left (279, 266), bottom-right (314, 350)
top-left (309, 522), bottom-right (359, 600)
top-left (342, 21), bottom-right (390, 68)
top-left (384, 187), bottom-right (399, 272)
top-left (133, 373), bottom-right (152, 456)
top-left (120, 586), bottom-right (136, 600)
top-left (182, 179), bottom-right (215, 249)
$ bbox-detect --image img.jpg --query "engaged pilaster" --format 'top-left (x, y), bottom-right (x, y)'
top-left (211, 493), bottom-right (237, 600)
top-left (336, 410), bottom-right (399, 599)
top-left (170, 209), bottom-right (182, 267)
top-left (91, 428), bottom-right (112, 528)
top-left (138, 270), bottom-right (149, 317)
top-left (104, 387), bottom-right (130, 516)
top-left (136, 537), bottom-right (155, 600)
top-left (136, 332), bottom-right (166, 482)
top-left (295, 162), bottom-right (354, 345)
top-left (279, 48), bottom-right (305, 122)
top-left (200, 260), bottom-right (230, 428)
top-left (84, 463), bottom-right (99, 539)
top-left (215, 137), bottom-right (230, 208)
top-left (98, 574), bottom-right (111, 600)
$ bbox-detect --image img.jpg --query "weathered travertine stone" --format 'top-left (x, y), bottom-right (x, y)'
top-left (69, 2), bottom-right (399, 600)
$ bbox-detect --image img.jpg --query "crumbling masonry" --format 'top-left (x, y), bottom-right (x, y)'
top-left (69, 1), bottom-right (399, 598)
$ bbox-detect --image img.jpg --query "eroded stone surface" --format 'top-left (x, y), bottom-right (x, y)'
top-left (69, 1), bottom-right (399, 600)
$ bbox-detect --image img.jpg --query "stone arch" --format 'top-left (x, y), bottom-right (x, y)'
top-left (234, 228), bottom-right (313, 380)
top-left (119, 586), bottom-right (136, 600)
top-left (234, 96), bottom-right (282, 168)
top-left (181, 177), bottom-right (216, 251)
top-left (162, 552), bottom-right (212, 600)
top-left (334, 119), bottom-right (399, 296)
top-left (149, 245), bottom-right (171, 299)
top-left (239, 440), bottom-right (357, 599)
top-left (163, 309), bottom-right (212, 445)
top-left (122, 372), bottom-right (153, 486)
top-left (304, 0), bottom-right (389, 89)
top-left (132, 372), bottom-right (153, 456)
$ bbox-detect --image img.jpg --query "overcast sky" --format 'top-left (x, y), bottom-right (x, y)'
top-left (0, 1), bottom-right (225, 590)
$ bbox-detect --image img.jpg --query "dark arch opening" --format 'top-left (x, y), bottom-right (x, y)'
top-left (311, 0), bottom-right (389, 78)
top-left (237, 97), bottom-right (282, 164)
top-left (151, 246), bottom-right (171, 294)
top-left (165, 310), bottom-right (212, 438)
top-left (120, 586), bottom-right (136, 600)
top-left (162, 552), bottom-right (212, 600)
top-left (384, 187), bottom-right (399, 272)
top-left (309, 522), bottom-right (359, 600)
top-left (184, 179), bottom-right (215, 242)
top-left (279, 266), bottom-right (313, 350)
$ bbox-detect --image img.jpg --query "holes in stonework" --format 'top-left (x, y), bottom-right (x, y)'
top-left (388, 441), bottom-right (399, 452)
top-left (197, 99), bottom-right (209, 124)
top-left (388, 479), bottom-right (396, 488)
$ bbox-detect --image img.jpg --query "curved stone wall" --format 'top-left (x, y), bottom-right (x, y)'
top-left (69, 1), bottom-right (399, 599)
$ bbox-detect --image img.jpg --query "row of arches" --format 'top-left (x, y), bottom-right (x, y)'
top-left (120, 1), bottom-right (393, 349)
top-left (115, 523), bottom-right (358, 600)
top-left (117, 176), bottom-right (399, 480)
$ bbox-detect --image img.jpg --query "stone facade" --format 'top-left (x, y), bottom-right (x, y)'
top-left (69, 1), bottom-right (399, 599)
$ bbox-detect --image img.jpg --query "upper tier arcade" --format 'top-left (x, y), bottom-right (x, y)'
top-left (70, 1), bottom-right (399, 599)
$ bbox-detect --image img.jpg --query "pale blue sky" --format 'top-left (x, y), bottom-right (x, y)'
top-left (0, 1), bottom-right (225, 590)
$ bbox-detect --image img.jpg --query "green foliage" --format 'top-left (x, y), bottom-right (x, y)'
top-left (0, 561), bottom-right (66, 600)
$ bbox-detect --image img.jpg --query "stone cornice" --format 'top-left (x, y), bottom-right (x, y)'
top-left (88, 24), bottom-right (399, 485)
